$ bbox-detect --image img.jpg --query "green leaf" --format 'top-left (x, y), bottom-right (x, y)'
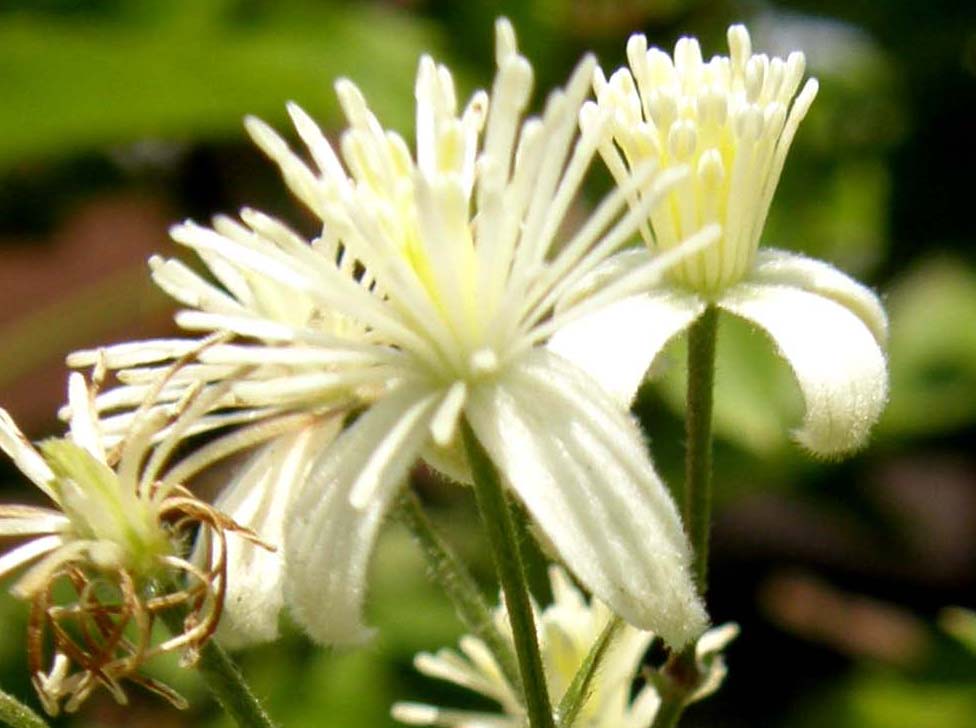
top-left (556, 617), bottom-right (622, 728)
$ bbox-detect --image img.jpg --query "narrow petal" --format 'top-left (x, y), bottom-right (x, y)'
top-left (0, 409), bottom-right (56, 501)
top-left (392, 702), bottom-right (511, 728)
top-left (211, 418), bottom-right (342, 649)
top-left (0, 506), bottom-right (69, 537)
top-left (0, 534), bottom-right (64, 584)
top-left (752, 249), bottom-right (888, 345)
top-left (67, 372), bottom-right (105, 461)
top-left (466, 351), bottom-right (707, 648)
top-left (719, 282), bottom-right (888, 456)
top-left (547, 291), bottom-right (704, 405)
top-left (284, 384), bottom-right (438, 645)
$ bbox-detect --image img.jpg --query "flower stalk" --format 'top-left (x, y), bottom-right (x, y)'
top-left (158, 607), bottom-right (277, 728)
top-left (0, 688), bottom-right (48, 728)
top-left (684, 305), bottom-right (719, 593)
top-left (461, 420), bottom-right (555, 728)
top-left (648, 305), bottom-right (720, 728)
top-left (393, 488), bottom-right (521, 690)
top-left (648, 649), bottom-right (699, 728)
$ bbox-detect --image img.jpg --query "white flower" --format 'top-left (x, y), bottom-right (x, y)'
top-left (0, 372), bottom-right (262, 713)
top-left (392, 566), bottom-right (738, 728)
top-left (67, 210), bottom-right (368, 648)
top-left (550, 24), bottom-right (888, 456)
top-left (95, 19), bottom-right (718, 648)
top-left (0, 375), bottom-right (172, 601)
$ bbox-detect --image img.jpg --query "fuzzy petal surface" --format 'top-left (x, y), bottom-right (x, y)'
top-left (284, 384), bottom-right (438, 645)
top-left (719, 282), bottom-right (888, 456)
top-left (752, 249), bottom-right (888, 345)
top-left (213, 418), bottom-right (342, 648)
top-left (548, 291), bottom-right (705, 405)
top-left (466, 350), bottom-right (706, 648)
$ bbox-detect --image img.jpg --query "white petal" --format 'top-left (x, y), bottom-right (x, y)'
top-left (696, 621), bottom-right (740, 658)
top-left (752, 249), bottom-right (888, 345)
top-left (466, 351), bottom-right (707, 648)
top-left (391, 702), bottom-right (512, 728)
top-left (0, 506), bottom-right (69, 537)
top-left (9, 538), bottom-right (94, 598)
top-left (284, 385), bottom-right (438, 645)
top-left (67, 373), bottom-right (104, 461)
top-left (547, 291), bottom-right (704, 405)
top-left (690, 622), bottom-right (739, 702)
top-left (66, 339), bottom-right (204, 369)
top-left (414, 647), bottom-right (513, 707)
top-left (212, 419), bottom-right (341, 649)
top-left (719, 282), bottom-right (888, 456)
top-left (0, 534), bottom-right (63, 584)
top-left (0, 409), bottom-right (56, 500)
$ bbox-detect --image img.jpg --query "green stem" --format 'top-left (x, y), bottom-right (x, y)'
top-left (159, 611), bottom-right (276, 728)
top-left (684, 305), bottom-right (718, 593)
top-left (649, 693), bottom-right (685, 728)
top-left (195, 641), bottom-right (277, 728)
top-left (0, 688), bottom-right (47, 728)
top-left (649, 306), bottom-right (719, 728)
top-left (461, 420), bottom-right (555, 728)
top-left (654, 646), bottom-right (704, 728)
top-left (393, 488), bottom-right (522, 690)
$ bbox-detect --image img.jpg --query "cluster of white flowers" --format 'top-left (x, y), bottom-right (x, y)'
top-left (0, 16), bottom-right (889, 721)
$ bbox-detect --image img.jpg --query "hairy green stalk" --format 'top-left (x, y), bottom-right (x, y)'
top-left (0, 688), bottom-right (48, 728)
top-left (684, 305), bottom-right (718, 592)
top-left (462, 420), bottom-right (555, 728)
top-left (159, 610), bottom-right (276, 728)
top-left (650, 305), bottom-right (720, 728)
top-left (394, 488), bottom-right (521, 690)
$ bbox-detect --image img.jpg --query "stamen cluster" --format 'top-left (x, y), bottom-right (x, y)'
top-left (590, 24), bottom-right (818, 292)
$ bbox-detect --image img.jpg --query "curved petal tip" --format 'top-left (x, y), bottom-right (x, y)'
top-left (721, 282), bottom-right (888, 457)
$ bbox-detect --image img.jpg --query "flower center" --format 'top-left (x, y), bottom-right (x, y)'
top-left (590, 24), bottom-right (818, 295)
top-left (40, 439), bottom-right (172, 577)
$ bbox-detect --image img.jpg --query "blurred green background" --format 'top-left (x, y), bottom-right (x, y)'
top-left (1, 0), bottom-right (974, 726)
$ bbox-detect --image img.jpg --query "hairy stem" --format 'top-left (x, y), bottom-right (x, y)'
top-left (159, 611), bottom-right (277, 728)
top-left (394, 488), bottom-right (521, 690)
top-left (684, 305), bottom-right (718, 592)
top-left (0, 688), bottom-right (47, 728)
top-left (462, 420), bottom-right (555, 728)
top-left (650, 306), bottom-right (720, 728)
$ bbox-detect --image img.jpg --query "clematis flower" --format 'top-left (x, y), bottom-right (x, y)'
top-left (67, 213), bottom-right (366, 647)
top-left (549, 24), bottom-right (888, 456)
top-left (392, 566), bottom-right (738, 728)
top-left (77, 19), bottom-right (721, 648)
top-left (0, 372), bottom-right (265, 713)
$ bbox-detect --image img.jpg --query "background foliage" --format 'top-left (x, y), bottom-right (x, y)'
top-left (1, 1), bottom-right (974, 726)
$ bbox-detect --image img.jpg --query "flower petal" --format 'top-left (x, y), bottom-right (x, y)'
top-left (392, 702), bottom-right (511, 728)
top-left (284, 384), bottom-right (438, 645)
top-left (0, 534), bottom-right (63, 583)
top-left (211, 418), bottom-right (342, 649)
top-left (547, 291), bottom-right (704, 405)
top-left (719, 282), bottom-right (888, 455)
top-left (0, 409), bottom-right (56, 501)
top-left (466, 351), bottom-right (707, 648)
top-left (0, 506), bottom-right (69, 537)
top-left (752, 249), bottom-right (888, 345)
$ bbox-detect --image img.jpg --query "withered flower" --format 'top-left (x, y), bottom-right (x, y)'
top-left (0, 369), bottom-right (268, 714)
